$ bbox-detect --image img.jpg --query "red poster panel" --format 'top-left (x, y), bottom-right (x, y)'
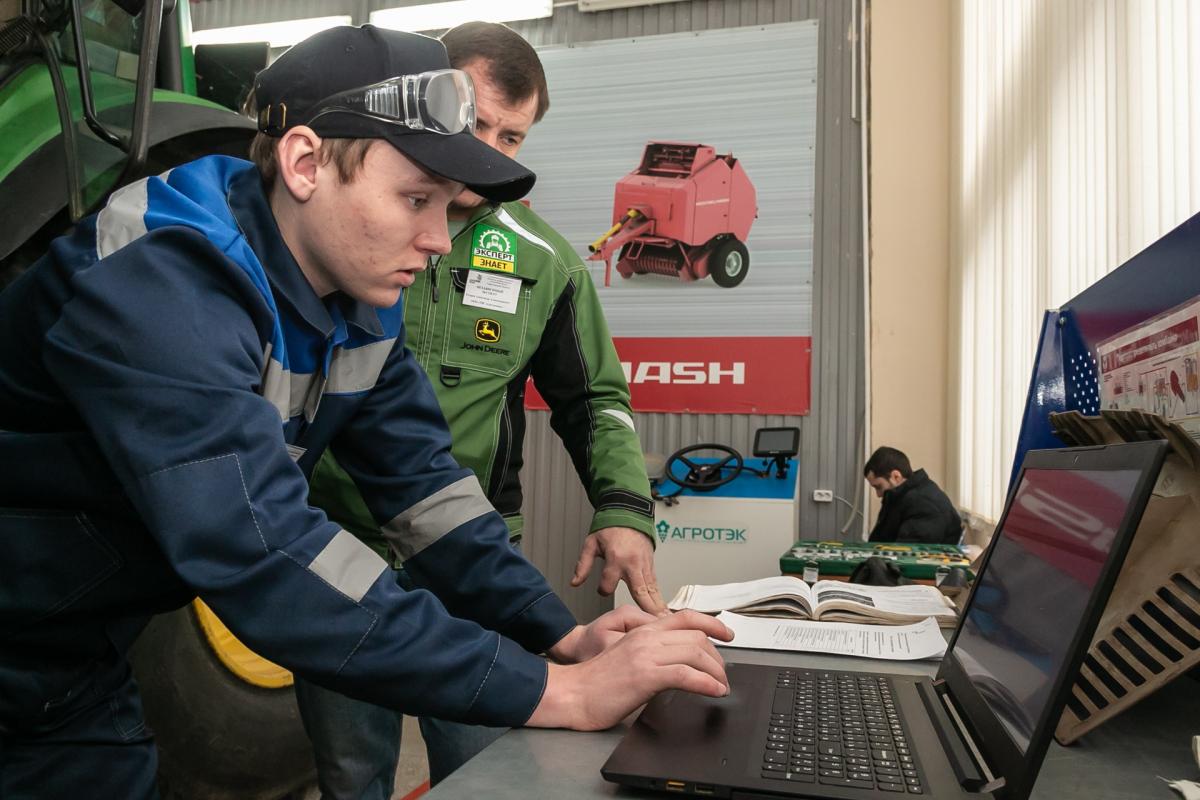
top-left (526, 336), bottom-right (811, 415)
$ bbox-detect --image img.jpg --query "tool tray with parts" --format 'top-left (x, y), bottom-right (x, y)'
top-left (779, 541), bottom-right (974, 583)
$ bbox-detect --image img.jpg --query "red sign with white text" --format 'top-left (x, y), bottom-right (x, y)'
top-left (526, 336), bottom-right (811, 415)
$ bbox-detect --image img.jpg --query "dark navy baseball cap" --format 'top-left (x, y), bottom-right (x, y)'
top-left (253, 25), bottom-right (535, 202)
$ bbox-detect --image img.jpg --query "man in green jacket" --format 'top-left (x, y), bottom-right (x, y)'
top-left (299, 22), bottom-right (663, 796)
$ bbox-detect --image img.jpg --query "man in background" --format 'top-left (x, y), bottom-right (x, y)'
top-left (864, 446), bottom-right (962, 544)
top-left (301, 21), bottom-right (664, 795)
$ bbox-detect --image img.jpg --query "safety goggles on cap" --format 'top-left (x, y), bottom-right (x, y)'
top-left (303, 68), bottom-right (476, 135)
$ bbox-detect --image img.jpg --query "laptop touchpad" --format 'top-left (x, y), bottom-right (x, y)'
top-left (606, 662), bottom-right (767, 783)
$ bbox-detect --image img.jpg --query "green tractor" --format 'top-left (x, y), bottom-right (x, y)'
top-left (0, 2), bottom-right (317, 797)
top-left (0, 0), bottom-right (254, 281)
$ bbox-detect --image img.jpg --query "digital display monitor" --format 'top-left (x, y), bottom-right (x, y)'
top-left (753, 427), bottom-right (799, 457)
top-left (952, 467), bottom-right (1142, 753)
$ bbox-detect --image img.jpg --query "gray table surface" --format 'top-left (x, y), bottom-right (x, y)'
top-left (429, 646), bottom-right (1200, 799)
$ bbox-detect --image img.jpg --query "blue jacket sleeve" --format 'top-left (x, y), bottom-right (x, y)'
top-left (327, 323), bottom-right (578, 654)
top-left (41, 228), bottom-right (554, 725)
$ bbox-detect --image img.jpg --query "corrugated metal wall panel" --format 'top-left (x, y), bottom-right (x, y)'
top-left (190, 0), bottom-right (826, 31)
top-left (191, 0), bottom-right (864, 622)
top-left (191, 0), bottom-right (357, 28)
top-left (511, 3), bottom-right (864, 623)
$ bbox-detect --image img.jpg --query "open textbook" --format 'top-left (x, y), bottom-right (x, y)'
top-left (668, 575), bottom-right (957, 626)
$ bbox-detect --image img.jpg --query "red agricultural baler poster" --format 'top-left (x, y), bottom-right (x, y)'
top-left (518, 23), bottom-right (818, 415)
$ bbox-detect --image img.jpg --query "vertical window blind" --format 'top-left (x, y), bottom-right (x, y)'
top-left (950, 0), bottom-right (1200, 520)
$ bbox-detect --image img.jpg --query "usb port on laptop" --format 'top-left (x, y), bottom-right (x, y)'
top-left (664, 780), bottom-right (686, 792)
top-left (695, 785), bottom-right (715, 795)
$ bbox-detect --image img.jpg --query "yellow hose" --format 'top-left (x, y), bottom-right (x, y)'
top-left (588, 209), bottom-right (641, 253)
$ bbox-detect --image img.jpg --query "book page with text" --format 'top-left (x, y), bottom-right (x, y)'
top-left (668, 575), bottom-right (813, 614)
top-left (811, 581), bottom-right (955, 621)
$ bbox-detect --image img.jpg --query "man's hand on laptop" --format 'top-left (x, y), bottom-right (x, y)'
top-left (547, 604), bottom-right (659, 663)
top-left (527, 610), bottom-right (734, 731)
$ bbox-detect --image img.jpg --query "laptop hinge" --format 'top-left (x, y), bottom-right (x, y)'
top-left (919, 680), bottom-right (1005, 793)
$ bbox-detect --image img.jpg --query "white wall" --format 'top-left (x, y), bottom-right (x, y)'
top-left (870, 0), bottom-right (952, 512)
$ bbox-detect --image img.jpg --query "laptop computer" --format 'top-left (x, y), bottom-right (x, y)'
top-left (602, 440), bottom-right (1168, 799)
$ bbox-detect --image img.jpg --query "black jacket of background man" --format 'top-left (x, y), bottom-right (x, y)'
top-left (868, 469), bottom-right (962, 544)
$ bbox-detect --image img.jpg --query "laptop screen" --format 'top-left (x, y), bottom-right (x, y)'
top-left (951, 467), bottom-right (1143, 753)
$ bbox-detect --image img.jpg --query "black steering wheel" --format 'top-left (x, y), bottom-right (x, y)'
top-left (663, 443), bottom-right (744, 492)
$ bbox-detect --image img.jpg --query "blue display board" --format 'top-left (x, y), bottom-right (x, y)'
top-left (662, 456), bottom-right (799, 500)
top-left (1012, 212), bottom-right (1200, 489)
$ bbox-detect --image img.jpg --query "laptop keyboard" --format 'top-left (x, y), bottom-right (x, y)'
top-left (763, 669), bottom-right (925, 794)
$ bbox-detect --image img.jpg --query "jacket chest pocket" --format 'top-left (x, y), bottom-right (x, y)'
top-left (440, 268), bottom-right (536, 379)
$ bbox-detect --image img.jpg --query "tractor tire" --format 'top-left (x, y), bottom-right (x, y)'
top-left (129, 607), bottom-right (317, 800)
top-left (708, 238), bottom-right (750, 288)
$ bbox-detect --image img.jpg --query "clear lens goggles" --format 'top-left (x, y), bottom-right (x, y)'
top-left (308, 69), bottom-right (477, 135)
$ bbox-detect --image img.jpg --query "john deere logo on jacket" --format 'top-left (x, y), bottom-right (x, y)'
top-left (471, 224), bottom-right (516, 272)
top-left (475, 319), bottom-right (502, 343)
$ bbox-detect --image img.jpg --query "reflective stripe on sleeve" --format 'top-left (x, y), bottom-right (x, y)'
top-left (308, 529), bottom-right (388, 603)
top-left (261, 334), bottom-right (394, 422)
top-left (96, 178), bottom-right (151, 259)
top-left (260, 355), bottom-right (289, 420)
top-left (496, 208), bottom-right (554, 255)
top-left (599, 408), bottom-right (636, 432)
top-left (383, 475), bottom-right (494, 560)
top-left (260, 357), bottom-right (323, 422)
top-left (327, 340), bottom-right (394, 394)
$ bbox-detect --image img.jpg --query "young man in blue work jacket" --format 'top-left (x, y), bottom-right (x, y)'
top-left (298, 22), bottom-right (667, 795)
top-left (0, 26), bottom-right (732, 800)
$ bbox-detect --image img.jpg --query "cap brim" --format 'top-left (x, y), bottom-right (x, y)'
top-left (385, 129), bottom-right (535, 203)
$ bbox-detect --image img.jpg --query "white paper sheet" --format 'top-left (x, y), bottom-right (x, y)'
top-left (715, 611), bottom-right (947, 661)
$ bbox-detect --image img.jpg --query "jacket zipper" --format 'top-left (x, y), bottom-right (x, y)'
top-left (491, 388), bottom-right (513, 504)
top-left (420, 220), bottom-right (471, 367)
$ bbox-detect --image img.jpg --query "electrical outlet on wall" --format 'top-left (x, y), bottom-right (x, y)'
top-left (812, 489), bottom-right (833, 503)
